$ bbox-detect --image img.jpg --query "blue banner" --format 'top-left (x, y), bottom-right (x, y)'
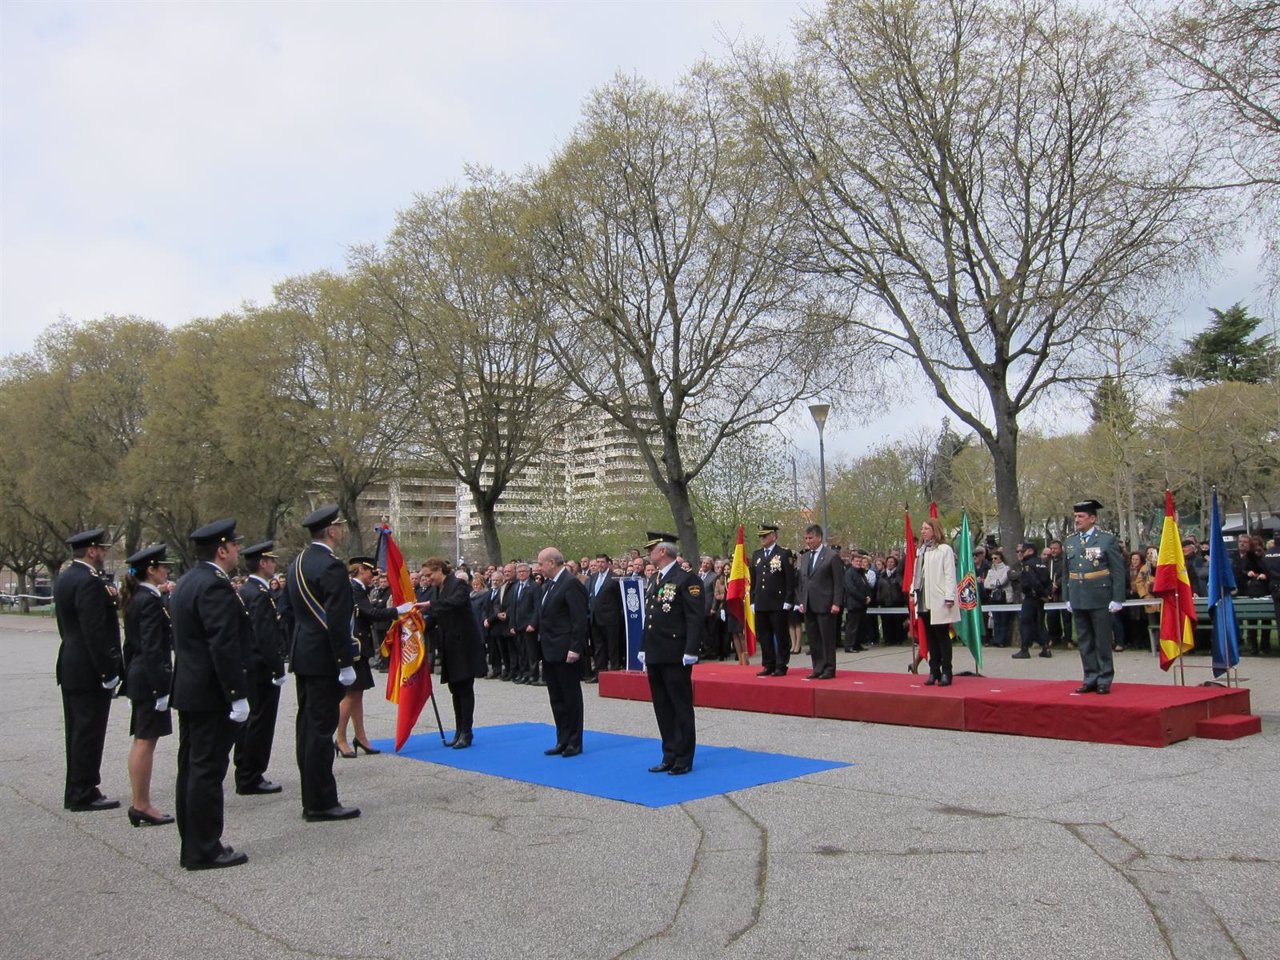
top-left (621, 576), bottom-right (647, 670)
top-left (1207, 489), bottom-right (1240, 677)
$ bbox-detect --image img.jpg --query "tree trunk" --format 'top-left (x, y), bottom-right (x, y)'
top-left (337, 489), bottom-right (365, 556)
top-left (469, 485), bottom-right (504, 567)
top-left (990, 424), bottom-right (1026, 575)
top-left (17, 571), bottom-right (29, 614)
top-left (661, 476), bottom-right (700, 562)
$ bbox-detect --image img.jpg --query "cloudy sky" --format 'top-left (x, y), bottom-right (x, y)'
top-left (0, 0), bottom-right (1269, 460)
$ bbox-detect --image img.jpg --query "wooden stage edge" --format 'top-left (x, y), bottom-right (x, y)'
top-left (598, 663), bottom-right (1260, 748)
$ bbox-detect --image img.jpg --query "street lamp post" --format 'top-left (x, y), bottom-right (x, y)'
top-left (808, 402), bottom-right (831, 541)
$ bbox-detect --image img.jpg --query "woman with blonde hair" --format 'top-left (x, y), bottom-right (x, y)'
top-left (912, 519), bottom-right (959, 686)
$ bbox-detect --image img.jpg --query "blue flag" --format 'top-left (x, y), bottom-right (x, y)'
top-left (1207, 489), bottom-right (1240, 678)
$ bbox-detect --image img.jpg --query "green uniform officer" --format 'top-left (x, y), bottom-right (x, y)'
top-left (1062, 499), bottom-right (1126, 694)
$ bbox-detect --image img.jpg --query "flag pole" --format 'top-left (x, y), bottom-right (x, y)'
top-left (428, 687), bottom-right (449, 746)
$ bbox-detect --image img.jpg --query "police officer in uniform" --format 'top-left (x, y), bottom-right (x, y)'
top-left (286, 505), bottom-right (360, 822)
top-left (233, 540), bottom-right (287, 795)
top-left (1062, 500), bottom-right (1126, 694)
top-left (1011, 541), bottom-right (1052, 659)
top-left (638, 533), bottom-right (703, 775)
top-left (750, 524), bottom-right (797, 677)
top-left (54, 528), bottom-right (124, 812)
top-left (170, 518), bottom-right (250, 869)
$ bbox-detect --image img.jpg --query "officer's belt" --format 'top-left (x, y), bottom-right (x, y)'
top-left (1069, 570), bottom-right (1110, 581)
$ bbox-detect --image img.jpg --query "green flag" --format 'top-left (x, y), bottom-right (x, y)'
top-left (953, 509), bottom-right (984, 671)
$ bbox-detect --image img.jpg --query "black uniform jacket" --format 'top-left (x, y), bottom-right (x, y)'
top-left (287, 543), bottom-right (356, 677)
top-left (642, 564), bottom-right (703, 664)
top-left (238, 576), bottom-right (286, 682)
top-left (352, 579), bottom-right (398, 661)
top-left (170, 562), bottom-right (248, 711)
top-left (123, 585), bottom-right (173, 701)
top-left (750, 546), bottom-right (797, 611)
top-left (54, 560), bottom-right (123, 691)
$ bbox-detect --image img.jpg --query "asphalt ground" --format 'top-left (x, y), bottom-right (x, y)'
top-left (2, 612), bottom-right (1277, 960)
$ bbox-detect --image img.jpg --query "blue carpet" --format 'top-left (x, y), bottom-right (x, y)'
top-left (371, 722), bottom-right (849, 808)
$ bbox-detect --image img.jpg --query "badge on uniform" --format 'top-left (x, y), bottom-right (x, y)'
top-left (688, 584), bottom-right (701, 598)
top-left (770, 555), bottom-right (783, 573)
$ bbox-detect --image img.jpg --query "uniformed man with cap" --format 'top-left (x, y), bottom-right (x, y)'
top-left (233, 540), bottom-right (287, 796)
top-left (750, 524), bottom-right (797, 676)
top-left (54, 528), bottom-right (124, 812)
top-left (170, 518), bottom-right (251, 869)
top-left (286, 505), bottom-right (360, 822)
top-left (1062, 500), bottom-right (1126, 694)
top-left (638, 533), bottom-right (703, 774)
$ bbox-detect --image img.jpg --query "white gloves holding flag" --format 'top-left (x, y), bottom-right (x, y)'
top-left (396, 601), bottom-right (415, 615)
top-left (338, 666), bottom-right (357, 687)
top-left (228, 698), bottom-right (250, 723)
top-left (682, 654), bottom-right (698, 667)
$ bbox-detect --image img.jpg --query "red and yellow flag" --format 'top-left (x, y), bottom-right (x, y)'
top-left (725, 526), bottom-right (757, 657)
top-left (376, 524), bottom-right (431, 751)
top-left (1152, 490), bottom-right (1197, 671)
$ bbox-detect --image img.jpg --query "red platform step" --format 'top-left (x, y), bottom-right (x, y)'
top-left (1195, 714), bottom-right (1262, 740)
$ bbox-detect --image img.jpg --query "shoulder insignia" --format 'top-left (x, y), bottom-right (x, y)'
top-left (688, 584), bottom-right (702, 598)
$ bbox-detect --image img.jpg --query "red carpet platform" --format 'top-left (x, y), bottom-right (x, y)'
top-left (599, 663), bottom-right (1258, 748)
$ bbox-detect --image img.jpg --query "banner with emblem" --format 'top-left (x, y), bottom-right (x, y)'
top-left (1153, 489), bottom-right (1196, 671)
top-left (1207, 488), bottom-right (1240, 678)
top-left (375, 523), bottom-right (431, 751)
top-left (953, 508), bottom-right (984, 671)
top-left (621, 576), bottom-right (646, 669)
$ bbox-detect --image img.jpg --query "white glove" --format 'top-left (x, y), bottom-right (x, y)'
top-left (396, 601), bottom-right (415, 614)
top-left (1065, 601), bottom-right (1073, 614)
top-left (272, 674), bottom-right (288, 687)
top-left (719, 609), bottom-right (725, 622)
top-left (682, 654), bottom-right (698, 667)
top-left (338, 665), bottom-right (357, 686)
top-left (783, 602), bottom-right (792, 611)
top-left (637, 651), bottom-right (646, 668)
top-left (228, 698), bottom-right (250, 723)
top-left (155, 695), bottom-right (169, 712)
top-left (102, 676), bottom-right (120, 691)
top-left (1108, 601), bottom-right (1123, 613)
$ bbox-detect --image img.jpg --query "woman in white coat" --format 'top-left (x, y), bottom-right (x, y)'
top-left (913, 519), bottom-right (959, 686)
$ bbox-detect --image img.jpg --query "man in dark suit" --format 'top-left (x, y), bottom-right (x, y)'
top-left (842, 551), bottom-right (872, 652)
top-left (170, 518), bottom-right (251, 870)
top-left (797, 524), bottom-right (844, 679)
top-left (535, 547), bottom-right (587, 756)
top-left (750, 524), bottom-right (797, 676)
top-left (507, 562), bottom-right (541, 684)
top-left (482, 567), bottom-right (509, 680)
top-left (286, 504), bottom-right (360, 822)
top-left (1063, 499), bottom-right (1127, 694)
top-left (54, 528), bottom-right (124, 812)
top-left (233, 541), bottom-right (288, 796)
top-left (587, 554), bottom-right (624, 677)
top-left (639, 534), bottom-right (703, 774)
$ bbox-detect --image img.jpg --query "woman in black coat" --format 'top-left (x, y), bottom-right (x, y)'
top-left (421, 558), bottom-right (488, 749)
top-left (121, 544), bottom-right (175, 827)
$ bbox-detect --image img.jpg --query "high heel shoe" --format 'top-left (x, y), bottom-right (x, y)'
top-left (334, 740), bottom-right (357, 759)
top-left (352, 737), bottom-right (381, 756)
top-left (127, 806), bottom-right (174, 827)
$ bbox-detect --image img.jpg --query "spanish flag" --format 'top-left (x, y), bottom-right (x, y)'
top-left (1152, 490), bottom-right (1197, 671)
top-left (725, 526), bottom-right (757, 656)
top-left (376, 524), bottom-right (431, 751)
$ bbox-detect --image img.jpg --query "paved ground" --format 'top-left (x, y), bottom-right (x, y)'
top-left (2, 612), bottom-right (1277, 960)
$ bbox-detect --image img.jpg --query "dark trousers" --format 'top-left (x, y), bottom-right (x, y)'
top-left (448, 679), bottom-right (475, 735)
top-left (756, 609), bottom-right (790, 671)
top-left (1046, 607), bottom-right (1073, 644)
top-left (176, 709), bottom-right (237, 865)
top-left (543, 660), bottom-right (583, 750)
top-left (486, 632), bottom-right (503, 674)
top-left (295, 673), bottom-right (343, 812)
top-left (879, 613), bottom-right (905, 645)
top-left (700, 614), bottom-right (723, 660)
top-left (1073, 606), bottom-right (1115, 688)
top-left (647, 662), bottom-right (696, 767)
top-left (843, 607), bottom-right (866, 650)
top-left (523, 632), bottom-right (542, 680)
top-left (1018, 598), bottom-right (1046, 651)
top-left (234, 677), bottom-right (280, 790)
top-left (500, 633), bottom-right (518, 676)
top-left (922, 611), bottom-right (953, 679)
top-left (806, 610), bottom-right (839, 676)
top-left (592, 618), bottom-right (624, 672)
top-left (61, 688), bottom-right (112, 807)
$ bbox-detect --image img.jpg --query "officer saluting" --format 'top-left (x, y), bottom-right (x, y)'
top-left (233, 540), bottom-right (287, 796)
top-left (1062, 499), bottom-right (1126, 694)
top-left (638, 533), bottom-right (703, 776)
top-left (54, 528), bottom-right (124, 812)
top-left (170, 518), bottom-right (250, 870)
top-left (286, 504), bottom-right (360, 822)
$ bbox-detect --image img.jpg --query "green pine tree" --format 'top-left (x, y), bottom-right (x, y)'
top-left (1169, 303), bottom-right (1279, 386)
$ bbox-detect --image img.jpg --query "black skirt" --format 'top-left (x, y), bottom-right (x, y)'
top-left (350, 659), bottom-right (375, 692)
top-left (129, 697), bottom-right (172, 740)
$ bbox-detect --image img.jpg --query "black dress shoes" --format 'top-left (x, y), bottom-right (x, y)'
top-left (303, 805), bottom-right (361, 822)
top-left (802, 672), bottom-right (823, 681)
top-left (820, 670), bottom-right (836, 680)
top-left (67, 797), bottom-right (120, 812)
top-left (236, 780), bottom-right (282, 795)
top-left (648, 762), bottom-right (673, 773)
top-left (127, 807), bottom-right (174, 827)
top-left (183, 849), bottom-right (249, 871)
top-left (1074, 684), bottom-right (1098, 694)
top-left (668, 765), bottom-right (692, 776)
top-left (1096, 685), bottom-right (1111, 695)
top-left (756, 668), bottom-right (774, 677)
top-left (544, 744), bottom-right (566, 756)
top-left (773, 667), bottom-right (788, 677)
top-left (923, 675), bottom-right (937, 686)
top-left (450, 732), bottom-right (473, 749)
top-left (939, 674), bottom-right (952, 687)
top-left (560, 746), bottom-right (582, 758)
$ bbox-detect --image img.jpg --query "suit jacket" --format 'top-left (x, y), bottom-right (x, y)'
top-left (642, 563), bottom-right (703, 662)
top-left (587, 570), bottom-right (623, 625)
top-left (351, 578), bottom-right (398, 661)
top-left (486, 581), bottom-right (511, 637)
top-left (123, 585), bottom-right (172, 701)
top-left (537, 569), bottom-right (587, 663)
top-left (843, 564), bottom-right (872, 612)
top-left (1062, 528), bottom-right (1126, 609)
top-left (170, 562), bottom-right (249, 711)
top-left (699, 569), bottom-right (717, 615)
top-left (54, 560), bottom-right (123, 691)
top-left (750, 545), bottom-right (797, 611)
top-left (287, 543), bottom-right (357, 676)
top-left (428, 573), bottom-right (487, 683)
top-left (506, 576), bottom-right (541, 635)
top-left (798, 546), bottom-right (843, 612)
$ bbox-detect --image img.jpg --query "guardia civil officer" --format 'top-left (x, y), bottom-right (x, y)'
top-left (54, 528), bottom-right (124, 811)
top-left (638, 533), bottom-right (703, 775)
top-left (750, 524), bottom-right (797, 676)
top-left (233, 541), bottom-right (287, 795)
top-left (170, 519), bottom-right (250, 870)
top-left (286, 505), bottom-right (360, 822)
top-left (120, 544), bottom-right (175, 827)
top-left (1062, 500), bottom-right (1126, 694)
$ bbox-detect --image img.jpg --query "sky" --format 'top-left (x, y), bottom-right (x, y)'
top-left (0, 0), bottom-right (1271, 464)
